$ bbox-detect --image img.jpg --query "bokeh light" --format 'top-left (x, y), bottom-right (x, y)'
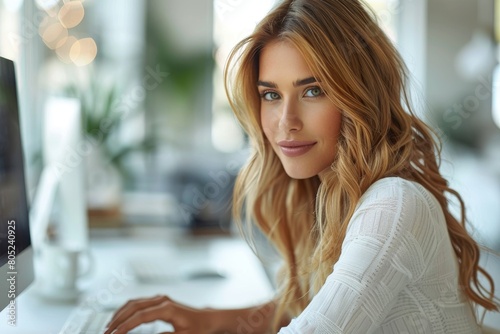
top-left (55, 35), bottom-right (77, 63)
top-left (39, 19), bottom-right (68, 50)
top-left (58, 1), bottom-right (85, 29)
top-left (36, 0), bottom-right (97, 66)
top-left (69, 37), bottom-right (97, 66)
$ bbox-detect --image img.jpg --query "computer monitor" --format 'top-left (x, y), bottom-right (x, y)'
top-left (0, 57), bottom-right (34, 313)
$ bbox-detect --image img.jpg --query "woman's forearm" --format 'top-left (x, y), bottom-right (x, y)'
top-left (206, 301), bottom-right (278, 334)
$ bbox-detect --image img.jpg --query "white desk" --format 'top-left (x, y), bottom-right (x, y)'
top-left (0, 226), bottom-right (276, 334)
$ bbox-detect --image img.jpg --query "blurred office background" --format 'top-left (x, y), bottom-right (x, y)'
top-left (0, 0), bottom-right (499, 250)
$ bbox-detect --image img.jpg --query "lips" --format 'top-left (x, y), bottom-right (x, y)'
top-left (277, 140), bottom-right (316, 157)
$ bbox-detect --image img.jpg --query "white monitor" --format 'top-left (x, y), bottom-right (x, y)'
top-left (0, 57), bottom-right (34, 314)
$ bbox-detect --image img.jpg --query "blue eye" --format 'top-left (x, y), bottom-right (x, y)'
top-left (261, 91), bottom-right (280, 101)
top-left (304, 87), bottom-right (323, 97)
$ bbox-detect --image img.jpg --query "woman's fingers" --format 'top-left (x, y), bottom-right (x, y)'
top-left (103, 295), bottom-right (208, 334)
top-left (104, 295), bottom-right (170, 334)
top-left (113, 295), bottom-right (170, 321)
top-left (109, 300), bottom-right (175, 334)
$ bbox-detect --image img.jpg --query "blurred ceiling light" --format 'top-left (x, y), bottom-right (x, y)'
top-left (58, 1), bottom-right (85, 29)
top-left (55, 35), bottom-right (77, 63)
top-left (2, 0), bottom-right (23, 12)
top-left (35, 0), bottom-right (59, 11)
top-left (69, 37), bottom-right (97, 66)
top-left (40, 21), bottom-right (68, 50)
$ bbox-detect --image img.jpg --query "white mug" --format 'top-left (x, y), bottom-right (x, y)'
top-left (35, 243), bottom-right (93, 301)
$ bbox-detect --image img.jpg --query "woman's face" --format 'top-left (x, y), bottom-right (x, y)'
top-left (258, 41), bottom-right (342, 179)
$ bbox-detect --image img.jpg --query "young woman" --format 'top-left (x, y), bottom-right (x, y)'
top-left (105, 0), bottom-right (498, 333)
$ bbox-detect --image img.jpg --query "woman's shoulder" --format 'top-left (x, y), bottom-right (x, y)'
top-left (357, 176), bottom-right (440, 213)
top-left (350, 176), bottom-right (445, 235)
top-left (346, 176), bottom-right (447, 256)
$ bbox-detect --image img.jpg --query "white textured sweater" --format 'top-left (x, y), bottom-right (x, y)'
top-left (278, 177), bottom-right (481, 334)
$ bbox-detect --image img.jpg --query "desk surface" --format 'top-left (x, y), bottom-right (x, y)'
top-left (0, 226), bottom-right (276, 334)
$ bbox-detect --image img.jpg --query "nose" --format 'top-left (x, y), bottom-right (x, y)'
top-left (279, 99), bottom-right (302, 132)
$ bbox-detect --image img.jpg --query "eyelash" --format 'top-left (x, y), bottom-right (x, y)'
top-left (259, 86), bottom-right (324, 101)
top-left (259, 91), bottom-right (279, 101)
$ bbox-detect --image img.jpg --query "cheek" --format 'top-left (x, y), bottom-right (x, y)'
top-left (324, 110), bottom-right (342, 138)
top-left (260, 110), bottom-right (274, 140)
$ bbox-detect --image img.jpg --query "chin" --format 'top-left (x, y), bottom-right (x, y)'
top-left (283, 166), bottom-right (317, 180)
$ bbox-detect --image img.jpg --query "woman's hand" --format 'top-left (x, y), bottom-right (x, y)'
top-left (103, 295), bottom-right (215, 334)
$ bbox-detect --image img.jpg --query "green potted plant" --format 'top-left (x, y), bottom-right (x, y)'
top-left (64, 76), bottom-right (156, 224)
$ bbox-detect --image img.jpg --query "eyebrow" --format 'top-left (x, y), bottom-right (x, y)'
top-left (257, 76), bottom-right (318, 88)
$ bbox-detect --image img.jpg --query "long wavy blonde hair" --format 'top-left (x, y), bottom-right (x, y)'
top-left (224, 0), bottom-right (498, 329)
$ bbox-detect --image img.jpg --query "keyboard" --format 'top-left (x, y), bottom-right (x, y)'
top-left (58, 307), bottom-right (167, 334)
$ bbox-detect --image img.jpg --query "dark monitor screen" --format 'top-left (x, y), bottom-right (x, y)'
top-left (0, 56), bottom-right (33, 313)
